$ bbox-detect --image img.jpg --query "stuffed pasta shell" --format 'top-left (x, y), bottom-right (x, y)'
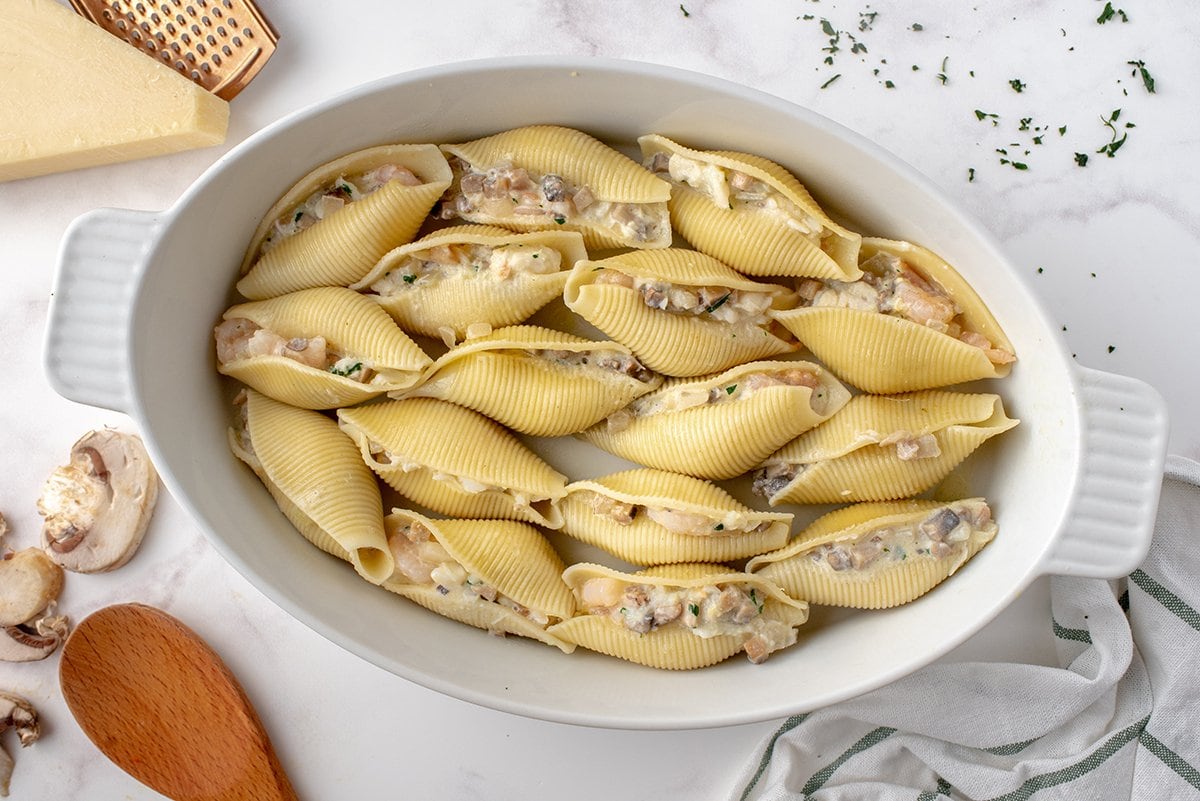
top-left (580, 360), bottom-right (850, 480)
top-left (381, 510), bottom-right (575, 652)
top-left (437, 125), bottom-right (672, 249)
top-left (351, 225), bottom-right (583, 342)
top-left (640, 134), bottom-right (861, 280)
top-left (753, 391), bottom-right (1019, 505)
top-left (395, 325), bottom-right (662, 436)
top-left (560, 469), bottom-right (791, 565)
top-left (238, 144), bottom-right (452, 299)
top-left (337, 399), bottom-right (568, 528)
top-left (227, 390), bottom-right (393, 584)
top-left (564, 249), bottom-right (798, 377)
top-left (549, 562), bottom-right (809, 669)
top-left (215, 287), bottom-right (432, 410)
top-left (747, 498), bottom-right (997, 609)
top-left (771, 238), bottom-right (1016, 393)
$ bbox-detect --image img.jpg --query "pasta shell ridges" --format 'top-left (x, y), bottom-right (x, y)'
top-left (547, 616), bottom-right (745, 669)
top-left (243, 391), bottom-right (391, 583)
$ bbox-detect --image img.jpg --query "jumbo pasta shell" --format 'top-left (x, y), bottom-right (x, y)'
top-left (639, 134), bottom-right (861, 280)
top-left (216, 287), bottom-right (432, 409)
top-left (440, 125), bottom-right (672, 249)
top-left (755, 391), bottom-right (1019, 505)
top-left (395, 325), bottom-right (663, 436)
top-left (549, 562), bottom-right (808, 669)
top-left (560, 468), bottom-right (791, 564)
top-left (563, 249), bottom-right (798, 377)
top-left (237, 144), bottom-right (452, 299)
top-left (580, 361), bottom-right (850, 480)
top-left (747, 498), bottom-right (997, 609)
top-left (337, 399), bottom-right (568, 528)
top-left (380, 510), bottom-right (575, 652)
top-left (227, 390), bottom-right (392, 584)
top-left (771, 238), bottom-right (1016, 393)
top-left (352, 226), bottom-right (583, 340)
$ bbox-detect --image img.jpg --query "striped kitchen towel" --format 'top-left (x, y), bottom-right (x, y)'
top-left (730, 455), bottom-right (1200, 801)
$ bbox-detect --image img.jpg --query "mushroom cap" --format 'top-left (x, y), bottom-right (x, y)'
top-left (0, 549), bottom-right (63, 626)
top-left (38, 430), bottom-right (159, 573)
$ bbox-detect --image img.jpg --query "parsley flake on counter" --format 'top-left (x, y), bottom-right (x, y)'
top-left (910, 22), bottom-right (924, 31)
top-left (1059, 125), bottom-right (1068, 135)
top-left (884, 79), bottom-right (895, 88)
top-left (968, 167), bottom-right (976, 182)
top-left (858, 11), bottom-right (877, 31)
top-left (1037, 267), bottom-right (1044, 274)
top-left (974, 109), bottom-right (999, 126)
top-left (1108, 345), bottom-right (1117, 353)
top-left (679, 3), bottom-right (690, 17)
top-left (936, 56), bottom-right (949, 85)
top-left (1009, 78), bottom-right (1026, 92)
top-left (1097, 109), bottom-right (1129, 158)
top-left (1096, 3), bottom-right (1128, 24)
top-left (1074, 152), bottom-right (1089, 166)
top-left (821, 73), bottom-right (842, 89)
top-left (1127, 60), bottom-right (1156, 93)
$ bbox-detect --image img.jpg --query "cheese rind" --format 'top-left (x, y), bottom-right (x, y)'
top-left (0, 0), bottom-right (230, 182)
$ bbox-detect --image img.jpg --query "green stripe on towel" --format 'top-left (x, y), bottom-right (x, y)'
top-left (737, 714), bottom-right (808, 801)
top-left (1130, 569), bottom-right (1200, 631)
top-left (1139, 729), bottom-right (1200, 791)
top-left (982, 716), bottom-right (1148, 801)
top-left (801, 726), bottom-right (898, 796)
top-left (1051, 617), bottom-right (1093, 644)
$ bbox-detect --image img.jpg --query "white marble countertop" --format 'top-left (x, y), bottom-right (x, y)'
top-left (2, 1), bottom-right (1198, 798)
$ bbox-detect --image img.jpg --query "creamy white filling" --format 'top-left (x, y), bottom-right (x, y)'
top-left (806, 502), bottom-right (992, 573)
top-left (389, 522), bottom-right (551, 626)
top-left (649, 152), bottom-right (825, 237)
top-left (213, 318), bottom-right (377, 383)
top-left (369, 243), bottom-right (561, 295)
top-left (583, 491), bottom-right (771, 536)
top-left (579, 577), bottom-right (795, 663)
top-left (442, 160), bottom-right (666, 243)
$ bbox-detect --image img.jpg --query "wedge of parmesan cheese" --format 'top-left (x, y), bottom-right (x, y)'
top-left (0, 0), bottom-right (230, 183)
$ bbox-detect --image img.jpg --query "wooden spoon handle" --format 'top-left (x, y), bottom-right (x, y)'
top-left (60, 603), bottom-right (299, 801)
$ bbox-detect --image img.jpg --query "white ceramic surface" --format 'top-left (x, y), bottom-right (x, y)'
top-left (4, 3), bottom-right (1197, 798)
top-left (44, 58), bottom-right (1166, 729)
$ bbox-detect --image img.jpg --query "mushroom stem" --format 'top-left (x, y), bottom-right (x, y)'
top-left (0, 692), bottom-right (39, 797)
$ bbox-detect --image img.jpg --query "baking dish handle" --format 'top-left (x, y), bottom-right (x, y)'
top-left (1041, 366), bottom-right (1169, 579)
top-left (44, 207), bottom-right (163, 415)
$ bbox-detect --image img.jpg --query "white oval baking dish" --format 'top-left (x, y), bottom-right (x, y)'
top-left (44, 58), bottom-right (1168, 729)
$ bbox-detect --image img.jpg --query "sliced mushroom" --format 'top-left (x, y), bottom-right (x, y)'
top-left (0, 550), bottom-right (63, 627)
top-left (0, 613), bottom-right (69, 663)
top-left (0, 691), bottom-right (38, 797)
top-left (38, 430), bottom-right (159, 573)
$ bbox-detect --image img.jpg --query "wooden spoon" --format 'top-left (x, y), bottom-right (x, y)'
top-left (59, 603), bottom-right (299, 801)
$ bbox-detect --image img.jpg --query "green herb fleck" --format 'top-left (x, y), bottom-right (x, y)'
top-left (975, 109), bottom-right (999, 126)
top-left (1074, 152), bottom-right (1089, 167)
top-left (820, 73), bottom-right (842, 89)
top-left (911, 22), bottom-right (924, 31)
top-left (1033, 135), bottom-right (1044, 145)
top-left (679, 3), bottom-right (689, 17)
top-left (968, 167), bottom-right (976, 182)
top-left (328, 361), bottom-right (363, 377)
top-left (884, 80), bottom-right (896, 89)
top-left (704, 293), bottom-right (732, 313)
top-left (293, 211), bottom-right (303, 223)
top-left (1096, 2), bottom-right (1128, 23)
top-left (858, 11), bottom-right (877, 31)
top-left (1009, 78), bottom-right (1026, 93)
top-left (1108, 345), bottom-right (1116, 353)
top-left (937, 56), bottom-right (949, 85)
top-left (1059, 125), bottom-right (1068, 136)
top-left (749, 589), bottom-right (764, 614)
top-left (1097, 109), bottom-right (1128, 158)
top-left (1127, 60), bottom-right (1156, 94)
top-left (688, 603), bottom-right (700, 616)
top-left (820, 18), bottom-right (837, 36)
top-left (1037, 267), bottom-right (1044, 274)
top-left (1019, 117), bottom-right (1033, 131)
top-left (553, 215), bottom-right (567, 225)
top-left (714, 523), bottom-right (725, 531)
top-left (402, 273), bottom-right (416, 284)
top-left (725, 384), bottom-right (737, 395)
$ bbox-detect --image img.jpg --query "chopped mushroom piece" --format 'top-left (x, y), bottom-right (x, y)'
top-left (0, 613), bottom-right (69, 663)
top-left (0, 691), bottom-right (39, 797)
top-left (38, 430), bottom-right (159, 573)
top-left (0, 550), bottom-right (63, 627)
